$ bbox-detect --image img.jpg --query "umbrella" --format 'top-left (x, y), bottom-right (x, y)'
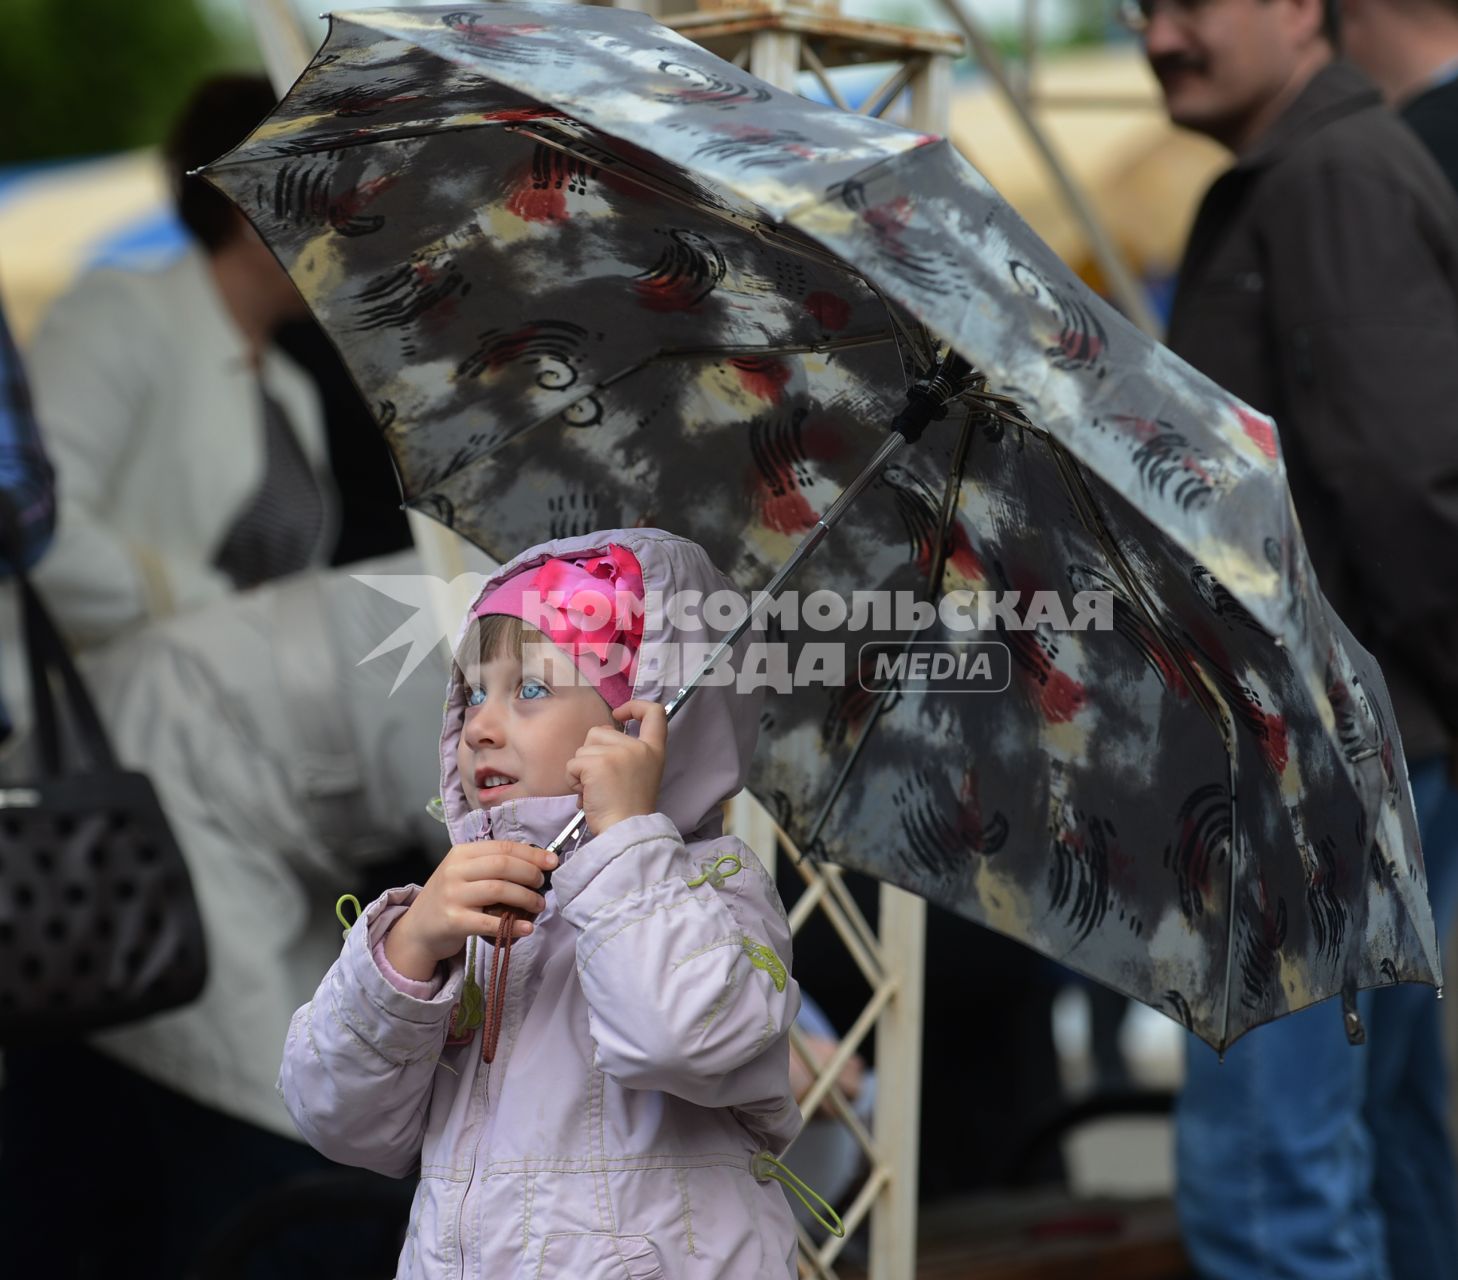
top-left (202, 3), bottom-right (1438, 1051)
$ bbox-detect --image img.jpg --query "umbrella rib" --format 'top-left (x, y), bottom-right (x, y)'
top-left (1219, 747), bottom-right (1240, 1054)
top-left (1048, 444), bottom-right (1247, 1047)
top-left (863, 285), bottom-right (935, 384)
top-left (215, 114), bottom-right (890, 285)
top-left (406, 332), bottom-right (896, 505)
top-left (616, 331), bottom-right (894, 369)
top-left (777, 134), bottom-right (943, 227)
top-left (1048, 445), bottom-right (1229, 736)
top-left (511, 122), bottom-right (862, 277)
top-left (206, 117), bottom-right (515, 168)
top-left (801, 392), bottom-right (981, 855)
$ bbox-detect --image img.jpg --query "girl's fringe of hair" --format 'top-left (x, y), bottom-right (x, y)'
top-left (451, 613), bottom-right (546, 690)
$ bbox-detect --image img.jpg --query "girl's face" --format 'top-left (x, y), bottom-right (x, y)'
top-left (456, 633), bottom-right (615, 812)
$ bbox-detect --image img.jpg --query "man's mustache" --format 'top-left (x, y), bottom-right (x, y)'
top-left (1150, 53), bottom-right (1208, 79)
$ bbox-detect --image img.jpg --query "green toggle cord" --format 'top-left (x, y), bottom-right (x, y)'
top-left (752, 1152), bottom-right (846, 1238)
top-left (335, 894), bottom-right (363, 943)
top-left (687, 854), bottom-right (743, 889)
top-left (454, 936), bottom-right (486, 1034)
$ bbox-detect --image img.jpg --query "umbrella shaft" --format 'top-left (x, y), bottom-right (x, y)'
top-left (545, 430), bottom-right (911, 857)
top-left (666, 428), bottom-right (909, 718)
top-left (546, 354), bottom-right (968, 858)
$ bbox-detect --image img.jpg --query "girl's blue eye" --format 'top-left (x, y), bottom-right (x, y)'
top-left (466, 687), bottom-right (486, 707)
top-left (519, 680), bottom-right (549, 701)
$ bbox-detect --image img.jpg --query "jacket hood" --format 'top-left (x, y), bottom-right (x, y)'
top-left (438, 529), bottom-right (764, 849)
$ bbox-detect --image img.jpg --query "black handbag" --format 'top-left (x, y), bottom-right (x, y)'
top-left (0, 573), bottom-right (207, 1043)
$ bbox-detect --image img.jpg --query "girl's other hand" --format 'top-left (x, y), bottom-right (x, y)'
top-left (565, 699), bottom-right (667, 834)
top-left (383, 840), bottom-right (558, 982)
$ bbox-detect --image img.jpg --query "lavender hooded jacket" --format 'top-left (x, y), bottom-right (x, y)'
top-left (280, 530), bottom-right (802, 1279)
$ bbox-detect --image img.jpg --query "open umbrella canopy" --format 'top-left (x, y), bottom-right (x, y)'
top-left (203, 3), bottom-right (1438, 1049)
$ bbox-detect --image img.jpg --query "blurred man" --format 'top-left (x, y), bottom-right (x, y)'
top-left (1129, 0), bottom-right (1458, 1274)
top-left (1345, 0), bottom-right (1458, 188)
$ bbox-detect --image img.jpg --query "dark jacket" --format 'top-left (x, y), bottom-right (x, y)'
top-left (1403, 73), bottom-right (1458, 195)
top-left (1167, 60), bottom-right (1458, 759)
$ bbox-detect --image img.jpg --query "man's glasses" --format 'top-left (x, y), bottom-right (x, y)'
top-left (1117, 0), bottom-right (1219, 32)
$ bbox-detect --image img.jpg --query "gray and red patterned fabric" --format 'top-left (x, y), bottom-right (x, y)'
top-left (203, 4), bottom-right (1438, 1048)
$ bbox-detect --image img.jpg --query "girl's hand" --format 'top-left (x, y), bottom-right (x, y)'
top-left (565, 699), bottom-right (667, 834)
top-left (383, 840), bottom-right (557, 982)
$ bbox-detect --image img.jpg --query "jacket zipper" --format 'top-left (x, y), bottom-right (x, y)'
top-left (454, 911), bottom-right (543, 1278)
top-left (457, 936), bottom-right (490, 1280)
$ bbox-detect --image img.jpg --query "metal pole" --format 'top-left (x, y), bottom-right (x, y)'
top-left (548, 342), bottom-right (970, 855)
top-left (869, 884), bottom-right (926, 1279)
top-left (748, 29), bottom-right (802, 91)
top-left (547, 426), bottom-right (912, 857)
top-left (1020, 0), bottom-right (1040, 108)
top-left (243, 0), bottom-right (317, 95)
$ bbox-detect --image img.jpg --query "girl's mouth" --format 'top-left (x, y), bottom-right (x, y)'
top-left (476, 771), bottom-right (518, 800)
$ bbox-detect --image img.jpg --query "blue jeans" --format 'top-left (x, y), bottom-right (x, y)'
top-left (1366, 760), bottom-right (1458, 1280)
top-left (1176, 757), bottom-right (1458, 1280)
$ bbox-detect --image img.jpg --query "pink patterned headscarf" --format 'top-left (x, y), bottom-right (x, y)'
top-left (472, 544), bottom-right (645, 708)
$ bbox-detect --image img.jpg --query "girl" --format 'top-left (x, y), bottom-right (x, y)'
top-left (280, 528), bottom-right (802, 1278)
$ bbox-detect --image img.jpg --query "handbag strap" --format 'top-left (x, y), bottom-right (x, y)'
top-left (17, 571), bottom-right (117, 776)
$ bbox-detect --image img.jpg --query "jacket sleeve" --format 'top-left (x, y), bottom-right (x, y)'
top-left (279, 886), bottom-right (460, 1178)
top-left (1259, 158), bottom-right (1458, 735)
top-left (553, 813), bottom-right (801, 1118)
top-left (24, 273), bottom-right (232, 645)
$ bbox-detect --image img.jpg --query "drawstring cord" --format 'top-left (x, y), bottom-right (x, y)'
top-left (480, 911), bottom-right (515, 1063)
top-left (447, 926), bottom-right (512, 1060)
top-left (477, 823), bottom-right (585, 1063)
top-left (752, 1153), bottom-right (845, 1238)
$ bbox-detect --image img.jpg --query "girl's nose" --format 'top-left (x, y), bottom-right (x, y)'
top-left (464, 699), bottom-right (506, 747)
